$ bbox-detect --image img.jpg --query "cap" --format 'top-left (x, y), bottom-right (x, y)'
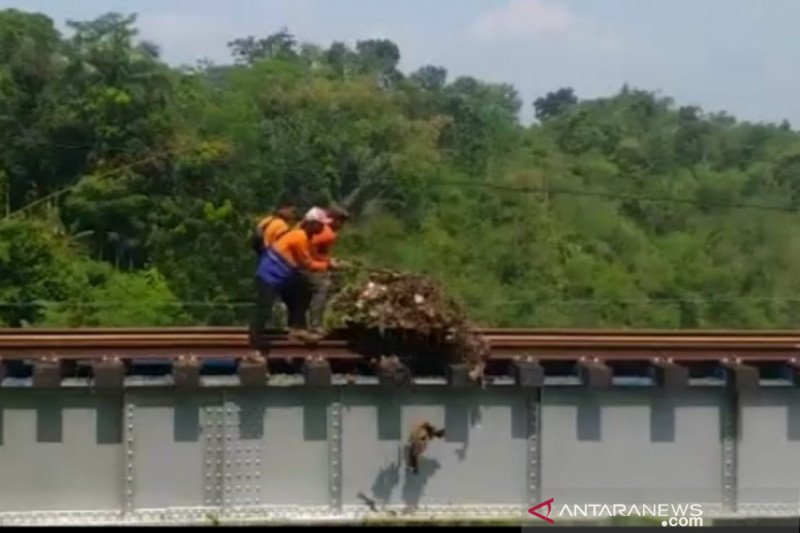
top-left (303, 207), bottom-right (333, 224)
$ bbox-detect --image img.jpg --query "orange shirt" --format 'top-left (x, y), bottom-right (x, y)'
top-left (257, 216), bottom-right (290, 248)
top-left (311, 224), bottom-right (337, 262)
top-left (272, 228), bottom-right (328, 272)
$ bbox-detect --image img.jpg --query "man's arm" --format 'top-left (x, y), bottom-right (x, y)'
top-left (290, 235), bottom-right (329, 271)
top-left (311, 225), bottom-right (336, 261)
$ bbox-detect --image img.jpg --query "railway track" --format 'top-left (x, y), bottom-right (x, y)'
top-left (1, 327), bottom-right (800, 359)
top-left (0, 328), bottom-right (798, 388)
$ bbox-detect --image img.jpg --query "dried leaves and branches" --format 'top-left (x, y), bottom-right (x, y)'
top-left (328, 269), bottom-right (489, 379)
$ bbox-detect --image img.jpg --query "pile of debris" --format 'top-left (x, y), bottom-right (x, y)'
top-left (328, 269), bottom-right (489, 381)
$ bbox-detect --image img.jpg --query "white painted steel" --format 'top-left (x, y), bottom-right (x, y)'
top-left (0, 384), bottom-right (797, 524)
top-left (0, 391), bottom-right (123, 513)
top-left (340, 388), bottom-right (529, 509)
top-left (738, 390), bottom-right (800, 507)
top-left (540, 389), bottom-right (725, 505)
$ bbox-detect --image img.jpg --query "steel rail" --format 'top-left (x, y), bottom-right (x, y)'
top-left (0, 328), bottom-right (799, 363)
top-left (4, 326), bottom-right (800, 337)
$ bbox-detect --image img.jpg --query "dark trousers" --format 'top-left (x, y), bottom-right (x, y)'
top-left (308, 271), bottom-right (332, 329)
top-left (248, 276), bottom-right (277, 349)
top-left (249, 273), bottom-right (314, 348)
top-left (281, 272), bottom-right (313, 329)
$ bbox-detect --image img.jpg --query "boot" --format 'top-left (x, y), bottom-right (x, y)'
top-left (288, 328), bottom-right (322, 344)
top-left (310, 326), bottom-right (327, 337)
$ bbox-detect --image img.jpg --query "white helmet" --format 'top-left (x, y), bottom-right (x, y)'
top-left (303, 206), bottom-right (333, 224)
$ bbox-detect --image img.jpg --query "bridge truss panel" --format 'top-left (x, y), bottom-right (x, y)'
top-left (540, 388), bottom-right (726, 508)
top-left (0, 390), bottom-right (125, 513)
top-left (223, 389), bottom-right (331, 509)
top-left (738, 389), bottom-right (800, 512)
top-left (0, 385), bottom-right (797, 524)
top-left (126, 390), bottom-right (225, 510)
top-left (339, 387), bottom-right (529, 512)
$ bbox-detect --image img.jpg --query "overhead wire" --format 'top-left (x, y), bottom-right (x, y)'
top-left (428, 179), bottom-right (800, 214)
top-left (3, 296), bottom-right (800, 309)
top-left (4, 141), bottom-right (192, 220)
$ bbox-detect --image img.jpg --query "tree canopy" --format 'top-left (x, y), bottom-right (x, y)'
top-left (3, 9), bottom-right (800, 329)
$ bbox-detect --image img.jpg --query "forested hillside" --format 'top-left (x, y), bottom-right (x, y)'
top-left (3, 9), bottom-right (800, 329)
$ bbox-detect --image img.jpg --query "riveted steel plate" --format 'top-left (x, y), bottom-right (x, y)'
top-left (123, 398), bottom-right (135, 513)
top-left (237, 389), bottom-right (331, 506)
top-left (526, 390), bottom-right (541, 506)
top-left (127, 390), bottom-right (223, 509)
top-left (738, 390), bottom-right (800, 506)
top-left (340, 387), bottom-right (527, 511)
top-left (202, 403), bottom-right (223, 507)
top-left (0, 390), bottom-right (124, 512)
top-left (220, 392), bottom-right (263, 508)
top-left (721, 390), bottom-right (738, 511)
top-left (0, 384), bottom-right (799, 523)
top-left (540, 389), bottom-right (725, 505)
top-left (328, 393), bottom-right (343, 511)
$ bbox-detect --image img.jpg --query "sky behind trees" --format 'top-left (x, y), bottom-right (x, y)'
top-left (4, 4), bottom-right (800, 329)
top-left (1, 0), bottom-right (797, 125)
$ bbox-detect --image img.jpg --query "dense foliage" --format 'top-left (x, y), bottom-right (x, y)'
top-left (2, 9), bottom-right (800, 329)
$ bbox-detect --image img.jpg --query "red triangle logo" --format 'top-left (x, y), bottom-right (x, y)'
top-left (528, 497), bottom-right (555, 524)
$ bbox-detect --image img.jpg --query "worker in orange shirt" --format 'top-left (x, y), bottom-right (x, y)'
top-left (248, 196), bottom-right (297, 349)
top-left (306, 205), bottom-right (350, 333)
top-left (248, 210), bottom-right (329, 347)
top-left (250, 196), bottom-right (297, 255)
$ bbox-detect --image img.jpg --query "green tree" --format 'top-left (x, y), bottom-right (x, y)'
top-left (533, 87), bottom-right (577, 122)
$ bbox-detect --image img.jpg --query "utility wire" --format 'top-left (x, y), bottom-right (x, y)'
top-left (4, 143), bottom-right (190, 220)
top-left (4, 296), bottom-right (800, 308)
top-left (430, 179), bottom-right (800, 214)
top-left (5, 150), bottom-right (796, 218)
top-left (10, 135), bottom-right (149, 154)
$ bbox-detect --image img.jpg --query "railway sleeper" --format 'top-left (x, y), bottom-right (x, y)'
top-left (446, 363), bottom-right (475, 387)
top-left (172, 355), bottom-right (201, 389)
top-left (650, 359), bottom-right (690, 389)
top-left (302, 356), bottom-right (332, 387)
top-left (375, 356), bottom-right (413, 389)
top-left (511, 357), bottom-right (544, 388)
top-left (32, 357), bottom-right (62, 388)
top-left (91, 357), bottom-right (125, 389)
top-left (720, 359), bottom-right (759, 391)
top-left (238, 356), bottom-right (269, 387)
top-left (577, 359), bottom-right (613, 388)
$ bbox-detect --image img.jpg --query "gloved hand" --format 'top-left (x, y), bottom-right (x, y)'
top-left (330, 258), bottom-right (352, 270)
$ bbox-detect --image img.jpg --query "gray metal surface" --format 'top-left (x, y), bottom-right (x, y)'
top-left (202, 404), bottom-right (223, 507)
top-left (0, 383), bottom-right (797, 524)
top-left (129, 390), bottom-right (221, 509)
top-left (124, 397), bottom-right (135, 513)
top-left (340, 387), bottom-right (528, 511)
top-left (526, 390), bottom-right (541, 507)
top-left (721, 390), bottom-right (739, 511)
top-left (221, 397), bottom-right (257, 508)
top-left (540, 389), bottom-right (724, 505)
top-left (247, 389), bottom-right (330, 507)
top-left (328, 390), bottom-right (343, 512)
top-left (738, 390), bottom-right (800, 506)
top-left (0, 390), bottom-right (123, 512)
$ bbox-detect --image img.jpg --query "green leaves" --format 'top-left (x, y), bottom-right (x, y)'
top-left (0, 217), bottom-right (187, 328)
top-left (4, 10), bottom-right (800, 330)
top-left (42, 264), bottom-right (187, 327)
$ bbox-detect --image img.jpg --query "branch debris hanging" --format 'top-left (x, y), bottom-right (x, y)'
top-left (328, 269), bottom-right (490, 381)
